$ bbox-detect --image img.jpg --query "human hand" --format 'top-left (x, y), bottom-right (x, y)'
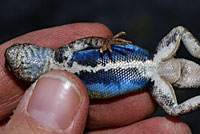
top-left (0, 23), bottom-right (191, 134)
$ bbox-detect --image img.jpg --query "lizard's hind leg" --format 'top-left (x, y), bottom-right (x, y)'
top-left (153, 26), bottom-right (200, 62)
top-left (151, 76), bottom-right (200, 116)
top-left (152, 26), bottom-right (200, 115)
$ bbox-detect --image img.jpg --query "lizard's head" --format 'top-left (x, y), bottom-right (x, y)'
top-left (5, 44), bottom-right (52, 83)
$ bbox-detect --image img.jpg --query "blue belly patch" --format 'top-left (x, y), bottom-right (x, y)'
top-left (72, 44), bottom-right (151, 99)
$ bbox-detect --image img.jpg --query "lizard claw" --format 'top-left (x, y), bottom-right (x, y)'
top-left (100, 31), bottom-right (132, 54)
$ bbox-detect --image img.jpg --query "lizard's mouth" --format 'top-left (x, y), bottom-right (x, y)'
top-left (5, 59), bottom-right (12, 72)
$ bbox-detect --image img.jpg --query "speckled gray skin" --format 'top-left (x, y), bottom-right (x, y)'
top-left (5, 43), bottom-right (53, 82)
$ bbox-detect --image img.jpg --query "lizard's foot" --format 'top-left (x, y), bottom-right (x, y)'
top-left (100, 31), bottom-right (132, 54)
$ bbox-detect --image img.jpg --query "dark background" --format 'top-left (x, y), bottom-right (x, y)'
top-left (1, 0), bottom-right (200, 133)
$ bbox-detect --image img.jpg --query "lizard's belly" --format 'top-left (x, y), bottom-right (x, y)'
top-left (70, 44), bottom-right (151, 99)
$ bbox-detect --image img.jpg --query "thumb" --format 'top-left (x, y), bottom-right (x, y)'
top-left (2, 70), bottom-right (89, 134)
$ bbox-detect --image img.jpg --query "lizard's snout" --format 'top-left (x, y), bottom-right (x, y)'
top-left (5, 44), bottom-right (23, 73)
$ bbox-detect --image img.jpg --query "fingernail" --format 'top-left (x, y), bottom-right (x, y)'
top-left (27, 73), bottom-right (82, 130)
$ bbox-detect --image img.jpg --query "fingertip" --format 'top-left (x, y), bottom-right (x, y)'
top-left (65, 22), bottom-right (113, 38)
top-left (87, 116), bottom-right (191, 134)
top-left (164, 116), bottom-right (192, 134)
top-left (140, 116), bottom-right (192, 134)
top-left (27, 70), bottom-right (89, 131)
top-left (3, 70), bottom-right (89, 134)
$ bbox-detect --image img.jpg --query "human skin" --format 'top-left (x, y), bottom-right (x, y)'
top-left (0, 23), bottom-right (191, 134)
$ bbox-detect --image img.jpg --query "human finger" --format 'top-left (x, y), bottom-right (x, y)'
top-left (86, 116), bottom-right (191, 134)
top-left (2, 70), bottom-right (89, 134)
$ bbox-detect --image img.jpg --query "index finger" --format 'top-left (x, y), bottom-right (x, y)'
top-left (0, 23), bottom-right (112, 120)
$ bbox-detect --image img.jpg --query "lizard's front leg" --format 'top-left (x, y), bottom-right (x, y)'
top-left (55, 31), bottom-right (131, 54)
top-left (53, 32), bottom-right (132, 65)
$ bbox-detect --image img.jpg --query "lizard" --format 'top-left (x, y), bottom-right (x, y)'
top-left (4, 26), bottom-right (200, 116)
